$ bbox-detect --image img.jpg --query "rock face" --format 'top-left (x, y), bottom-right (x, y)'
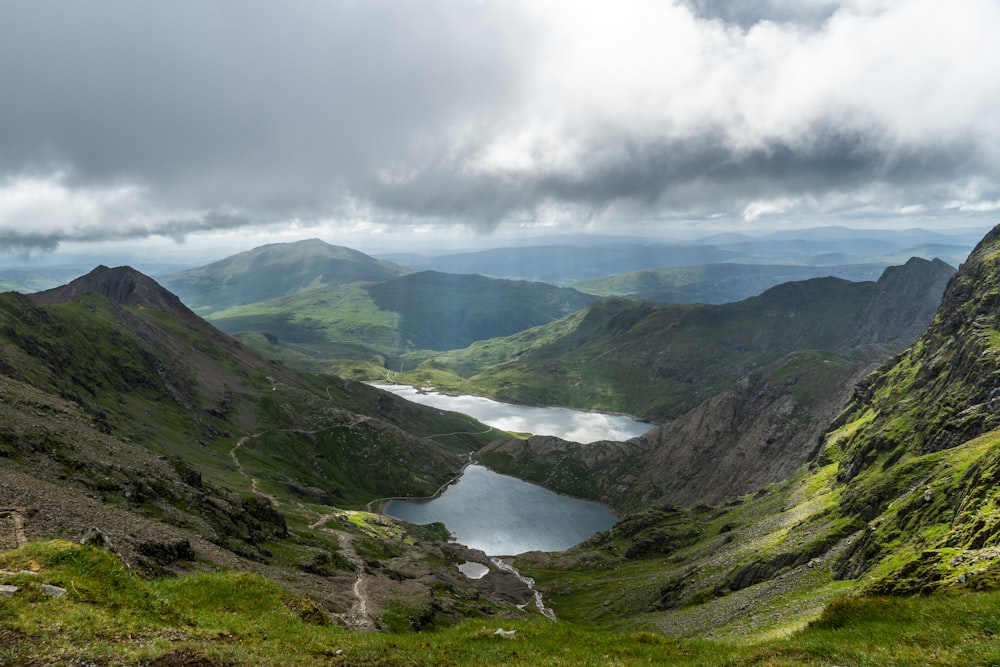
top-left (616, 357), bottom-right (874, 507)
top-left (848, 257), bottom-right (956, 348)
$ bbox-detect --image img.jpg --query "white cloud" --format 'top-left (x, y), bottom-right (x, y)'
top-left (0, 0), bottom-right (998, 254)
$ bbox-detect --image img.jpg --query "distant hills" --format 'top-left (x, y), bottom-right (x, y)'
top-left (160, 239), bottom-right (599, 357)
top-left (382, 226), bottom-right (980, 283)
top-left (202, 269), bottom-right (598, 356)
top-left (160, 238), bottom-right (411, 313)
top-left (149, 231), bottom-right (975, 375)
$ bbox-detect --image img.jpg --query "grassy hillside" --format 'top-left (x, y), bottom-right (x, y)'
top-left (208, 270), bottom-right (598, 356)
top-left (3, 540), bottom-right (999, 665)
top-left (160, 238), bottom-right (410, 314)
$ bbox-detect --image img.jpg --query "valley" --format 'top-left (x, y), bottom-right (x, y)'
top-left (2, 225), bottom-right (1000, 665)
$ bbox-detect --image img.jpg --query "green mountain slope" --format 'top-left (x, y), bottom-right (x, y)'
top-left (160, 238), bottom-right (410, 314)
top-left (207, 270), bottom-right (599, 356)
top-left (2, 266), bottom-right (530, 628)
top-left (415, 258), bottom-right (954, 421)
top-left (7, 229), bottom-right (1000, 662)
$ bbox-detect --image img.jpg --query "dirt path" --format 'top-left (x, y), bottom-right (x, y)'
top-left (308, 514), bottom-right (376, 631)
top-left (229, 435), bottom-right (281, 508)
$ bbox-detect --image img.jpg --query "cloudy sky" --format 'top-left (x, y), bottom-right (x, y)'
top-left (2, 0), bottom-right (999, 261)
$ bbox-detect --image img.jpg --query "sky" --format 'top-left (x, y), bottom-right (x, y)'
top-left (2, 0), bottom-right (999, 265)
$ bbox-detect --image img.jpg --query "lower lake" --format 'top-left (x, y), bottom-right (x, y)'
top-left (383, 464), bottom-right (618, 556)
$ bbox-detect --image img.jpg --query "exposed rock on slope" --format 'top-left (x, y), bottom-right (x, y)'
top-left (32, 264), bottom-right (200, 323)
top-left (847, 256), bottom-right (956, 348)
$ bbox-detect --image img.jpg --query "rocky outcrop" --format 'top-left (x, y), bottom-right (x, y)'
top-left (30, 265), bottom-right (204, 328)
top-left (848, 257), bottom-right (956, 348)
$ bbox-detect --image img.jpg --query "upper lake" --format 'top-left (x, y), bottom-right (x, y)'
top-left (371, 383), bottom-right (651, 443)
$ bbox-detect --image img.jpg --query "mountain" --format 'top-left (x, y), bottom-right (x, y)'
top-left (415, 258), bottom-right (955, 421)
top-left (207, 270), bottom-right (599, 356)
top-left (476, 260), bottom-right (954, 510)
top-left (384, 243), bottom-right (743, 282)
top-left (160, 238), bottom-right (410, 314)
top-left (32, 264), bottom-right (206, 326)
top-left (2, 266), bottom-right (535, 627)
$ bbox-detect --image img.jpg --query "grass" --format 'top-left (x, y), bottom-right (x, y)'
top-left (4, 540), bottom-right (1000, 666)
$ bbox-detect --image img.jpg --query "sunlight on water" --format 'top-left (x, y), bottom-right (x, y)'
top-left (371, 383), bottom-right (651, 443)
top-left (384, 465), bottom-right (618, 555)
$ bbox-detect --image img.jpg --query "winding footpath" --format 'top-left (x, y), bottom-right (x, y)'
top-left (228, 435), bottom-right (281, 507)
top-left (229, 433), bottom-right (376, 630)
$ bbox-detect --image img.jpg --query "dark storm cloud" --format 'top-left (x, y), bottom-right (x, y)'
top-left (1, 0), bottom-right (998, 251)
top-left (0, 1), bottom-right (527, 215)
top-left (367, 117), bottom-right (990, 225)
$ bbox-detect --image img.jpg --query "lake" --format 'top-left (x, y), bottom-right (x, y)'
top-left (371, 383), bottom-right (651, 443)
top-left (383, 465), bottom-right (618, 556)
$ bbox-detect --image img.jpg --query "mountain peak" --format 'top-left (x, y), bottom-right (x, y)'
top-left (29, 265), bottom-right (196, 320)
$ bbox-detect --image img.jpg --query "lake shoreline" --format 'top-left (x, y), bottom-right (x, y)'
top-left (372, 380), bottom-right (653, 423)
top-left (381, 464), bottom-right (619, 556)
top-left (366, 453), bottom-right (477, 514)
top-left (370, 382), bottom-right (653, 444)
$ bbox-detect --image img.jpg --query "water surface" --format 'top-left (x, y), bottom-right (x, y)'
top-left (372, 383), bottom-right (650, 443)
top-left (384, 465), bottom-right (618, 555)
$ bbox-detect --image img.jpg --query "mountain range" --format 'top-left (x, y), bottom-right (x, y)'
top-left (412, 257), bottom-right (955, 421)
top-left (4, 226), bottom-right (1000, 664)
